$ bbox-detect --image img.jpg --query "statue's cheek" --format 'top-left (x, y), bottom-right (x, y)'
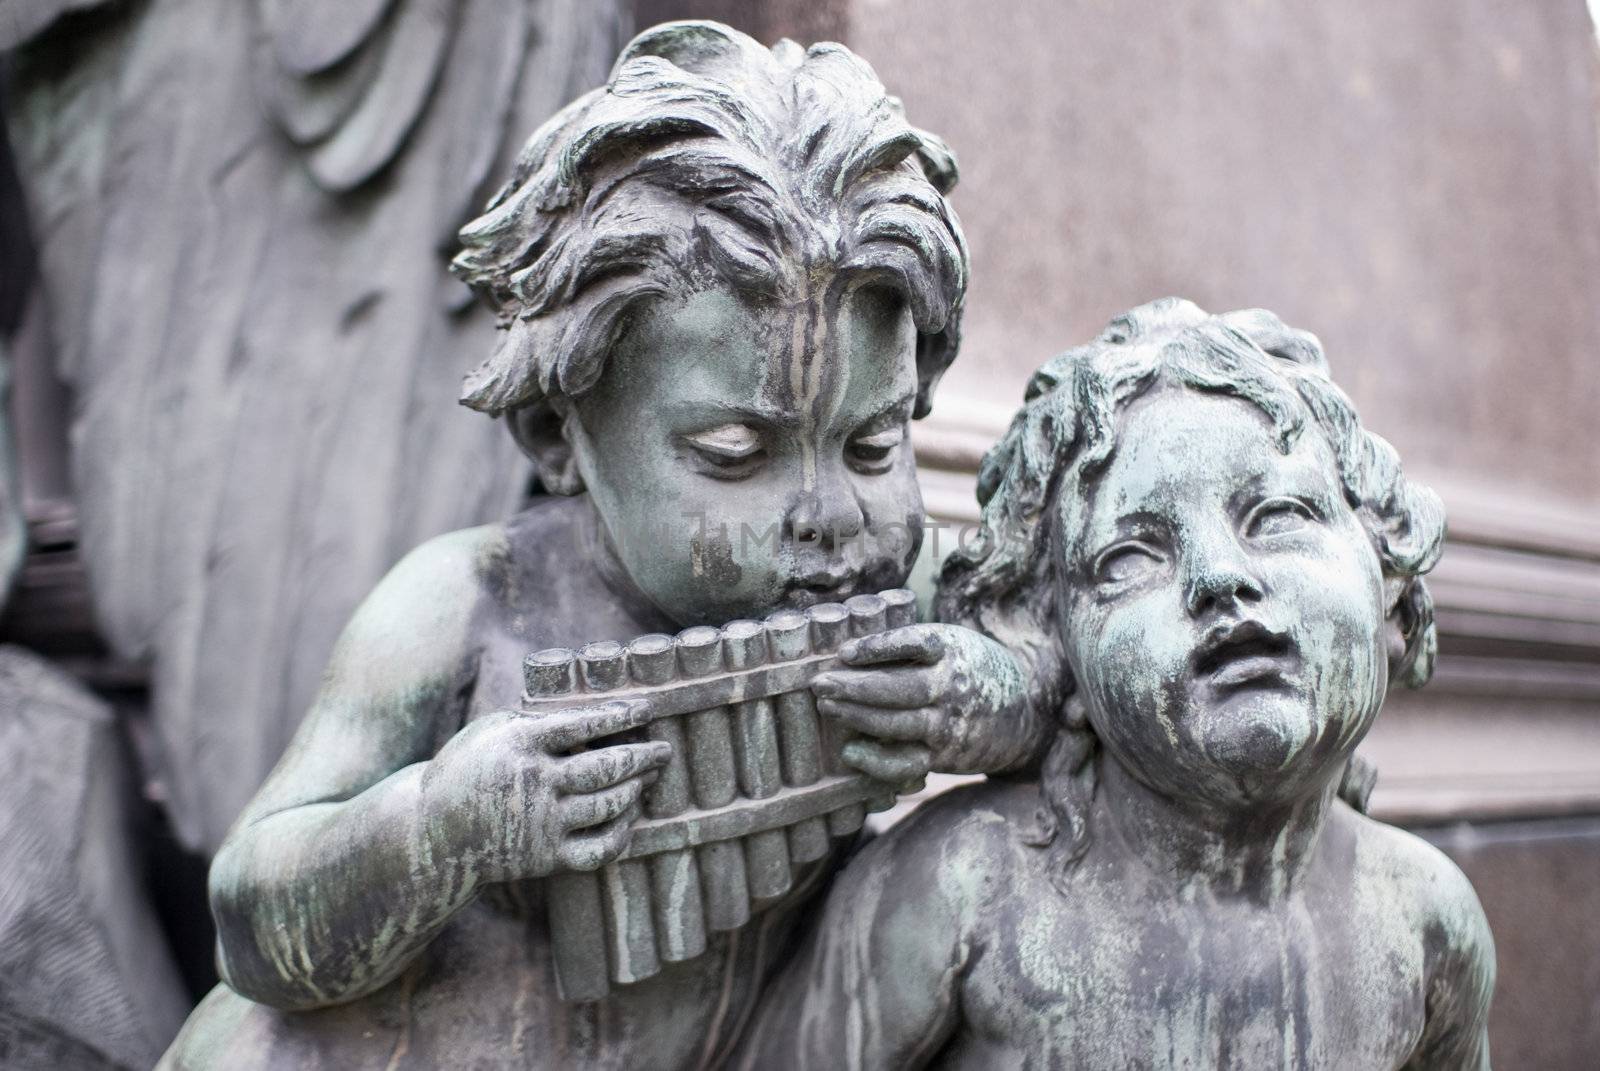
top-left (1090, 605), bottom-right (1188, 734)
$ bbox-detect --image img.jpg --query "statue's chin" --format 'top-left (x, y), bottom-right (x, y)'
top-left (1194, 692), bottom-right (1321, 789)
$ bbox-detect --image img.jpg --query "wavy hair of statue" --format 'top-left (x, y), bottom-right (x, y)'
top-left (936, 297), bottom-right (1447, 891)
top-left (451, 19), bottom-right (969, 490)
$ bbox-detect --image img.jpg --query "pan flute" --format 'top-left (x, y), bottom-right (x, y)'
top-left (521, 588), bottom-right (918, 1001)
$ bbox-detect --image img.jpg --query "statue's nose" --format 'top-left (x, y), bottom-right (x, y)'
top-left (785, 480), bottom-right (864, 547)
top-left (1182, 536), bottom-right (1264, 617)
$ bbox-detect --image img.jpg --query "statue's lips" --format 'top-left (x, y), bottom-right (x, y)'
top-left (1207, 653), bottom-right (1297, 689)
top-left (780, 570), bottom-right (864, 608)
top-left (781, 582), bottom-right (856, 609)
top-left (1190, 620), bottom-right (1299, 690)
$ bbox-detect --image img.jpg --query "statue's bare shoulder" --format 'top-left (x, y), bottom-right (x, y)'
top-left (1333, 805), bottom-right (1491, 948)
top-left (1329, 804), bottom-right (1495, 1066)
top-left (305, 494), bottom-right (594, 732)
top-left (229, 520), bottom-right (507, 823)
top-left (866, 779), bottom-right (1041, 904)
top-left (817, 776), bottom-right (1091, 987)
top-left (1339, 807), bottom-right (1494, 969)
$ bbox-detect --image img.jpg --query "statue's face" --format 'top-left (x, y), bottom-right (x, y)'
top-left (1058, 388), bottom-right (1389, 807)
top-left (569, 283), bottom-right (924, 626)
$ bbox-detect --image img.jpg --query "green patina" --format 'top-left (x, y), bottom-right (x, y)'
top-left (731, 299), bottom-right (1495, 1070)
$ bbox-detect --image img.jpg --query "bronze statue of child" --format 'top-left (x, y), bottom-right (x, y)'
top-left (160, 21), bottom-right (1039, 1070)
top-left (734, 298), bottom-right (1496, 1069)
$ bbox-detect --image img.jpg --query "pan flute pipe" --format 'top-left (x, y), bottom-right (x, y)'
top-left (765, 610), bottom-right (830, 864)
top-left (677, 625), bottom-right (751, 934)
top-left (580, 640), bottom-right (660, 987)
top-left (523, 645), bottom-right (610, 1003)
top-left (627, 633), bottom-right (706, 968)
top-left (522, 587), bottom-right (919, 1001)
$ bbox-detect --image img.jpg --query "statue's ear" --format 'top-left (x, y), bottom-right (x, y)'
top-left (507, 398), bottom-right (585, 495)
top-left (1383, 573), bottom-right (1436, 688)
top-left (1382, 576), bottom-right (1409, 678)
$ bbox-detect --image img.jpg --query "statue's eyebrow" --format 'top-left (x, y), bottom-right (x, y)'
top-left (1103, 507), bottom-right (1170, 538)
top-left (1068, 506), bottom-right (1169, 566)
top-left (852, 391), bottom-right (916, 429)
top-left (668, 399), bottom-right (804, 430)
top-left (1225, 469), bottom-right (1275, 513)
top-left (1224, 450), bottom-right (1332, 513)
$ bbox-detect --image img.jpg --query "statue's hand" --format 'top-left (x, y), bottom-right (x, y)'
top-left (811, 623), bottom-right (1024, 789)
top-left (419, 700), bottom-right (670, 883)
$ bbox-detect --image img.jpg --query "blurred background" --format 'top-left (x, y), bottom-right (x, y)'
top-left (1, 0), bottom-right (1596, 1066)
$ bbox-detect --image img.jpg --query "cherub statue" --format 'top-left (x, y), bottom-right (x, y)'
top-left (159, 20), bottom-right (1037, 1071)
top-left (733, 298), bottom-right (1496, 1069)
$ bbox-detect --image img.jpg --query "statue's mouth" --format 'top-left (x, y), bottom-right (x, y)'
top-left (1190, 619), bottom-right (1299, 691)
top-left (781, 570), bottom-right (860, 608)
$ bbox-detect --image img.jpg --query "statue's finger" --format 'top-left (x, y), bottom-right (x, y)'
top-left (559, 778), bottom-right (646, 830)
top-left (539, 699), bottom-right (653, 751)
top-left (556, 741), bottom-right (671, 792)
top-left (812, 667), bottom-right (939, 708)
top-left (557, 805), bottom-right (640, 871)
top-left (837, 626), bottom-right (944, 667)
top-left (841, 739), bottom-right (932, 785)
top-left (818, 698), bottom-right (941, 743)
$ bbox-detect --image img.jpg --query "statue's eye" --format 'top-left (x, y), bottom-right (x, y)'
top-left (846, 425), bottom-right (905, 471)
top-left (684, 423), bottom-right (764, 474)
top-left (1247, 497), bottom-right (1315, 538)
top-left (1094, 542), bottom-right (1162, 585)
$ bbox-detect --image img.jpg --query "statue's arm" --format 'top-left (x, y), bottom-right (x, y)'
top-left (1404, 857), bottom-right (1497, 1069)
top-left (207, 530), bottom-right (489, 1009)
top-left (209, 527), bottom-right (667, 1010)
top-left (728, 811), bottom-right (975, 1070)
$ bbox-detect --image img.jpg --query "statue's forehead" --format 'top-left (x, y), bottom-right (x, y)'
top-left (1060, 390), bottom-right (1330, 544)
top-left (1106, 393), bottom-right (1279, 494)
top-left (622, 285), bottom-right (914, 420)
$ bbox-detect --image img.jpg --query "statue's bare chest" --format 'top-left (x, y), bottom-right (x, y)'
top-left (954, 885), bottom-right (1428, 1069)
top-left (463, 565), bottom-right (667, 724)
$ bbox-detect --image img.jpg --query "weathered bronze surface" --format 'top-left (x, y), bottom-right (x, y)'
top-left (158, 20), bottom-right (1041, 1070)
top-left (734, 300), bottom-right (1496, 1069)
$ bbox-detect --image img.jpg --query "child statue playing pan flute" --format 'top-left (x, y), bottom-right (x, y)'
top-left (160, 21), bottom-right (1039, 1071)
top-left (734, 299), bottom-right (1496, 1069)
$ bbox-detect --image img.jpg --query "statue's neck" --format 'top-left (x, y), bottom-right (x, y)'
top-left (1096, 756), bottom-right (1337, 906)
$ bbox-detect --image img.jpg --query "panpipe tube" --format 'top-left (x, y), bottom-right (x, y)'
top-left (805, 603), bottom-right (866, 838)
top-left (821, 594), bottom-right (889, 834)
top-left (722, 620), bottom-right (792, 901)
top-left (844, 593), bottom-right (888, 640)
top-left (525, 646), bottom-right (611, 1002)
top-left (765, 609), bottom-right (830, 863)
top-left (881, 587), bottom-right (918, 630)
top-left (629, 633), bottom-right (706, 964)
top-left (677, 626), bottom-right (750, 932)
top-left (523, 645), bottom-right (580, 699)
top-left (580, 641), bottom-right (660, 984)
top-left (867, 588), bottom-right (921, 814)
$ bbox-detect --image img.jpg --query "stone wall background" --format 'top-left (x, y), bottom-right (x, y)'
top-left (867, 0), bottom-right (1600, 515)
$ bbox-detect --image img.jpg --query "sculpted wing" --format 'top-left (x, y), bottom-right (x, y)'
top-left (5, 0), bottom-right (628, 852)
